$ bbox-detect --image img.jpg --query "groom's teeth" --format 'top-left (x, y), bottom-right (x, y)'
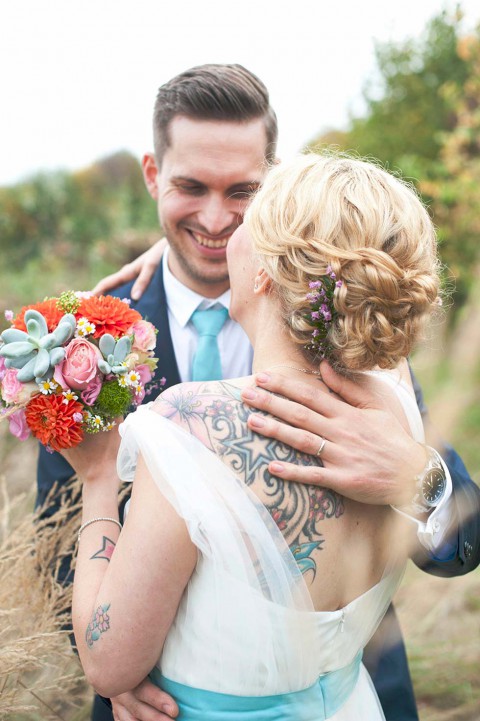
top-left (192, 232), bottom-right (230, 249)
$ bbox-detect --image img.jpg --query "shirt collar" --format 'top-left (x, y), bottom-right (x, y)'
top-left (163, 247), bottom-right (231, 328)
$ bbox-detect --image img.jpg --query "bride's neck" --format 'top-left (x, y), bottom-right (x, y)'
top-left (249, 303), bottom-right (317, 375)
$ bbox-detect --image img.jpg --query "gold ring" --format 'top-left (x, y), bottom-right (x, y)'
top-left (316, 437), bottom-right (327, 457)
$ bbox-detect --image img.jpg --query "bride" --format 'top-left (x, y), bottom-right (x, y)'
top-left (65, 153), bottom-right (440, 720)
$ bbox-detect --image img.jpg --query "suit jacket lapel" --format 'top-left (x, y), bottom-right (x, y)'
top-left (152, 259), bottom-right (181, 390)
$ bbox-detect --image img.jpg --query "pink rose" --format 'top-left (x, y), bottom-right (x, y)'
top-left (81, 375), bottom-right (103, 406)
top-left (131, 320), bottom-right (156, 353)
top-left (8, 409), bottom-right (31, 441)
top-left (1, 368), bottom-right (23, 404)
top-left (131, 364), bottom-right (153, 404)
top-left (137, 364), bottom-right (153, 385)
top-left (0, 356), bottom-right (7, 381)
top-left (57, 338), bottom-right (103, 391)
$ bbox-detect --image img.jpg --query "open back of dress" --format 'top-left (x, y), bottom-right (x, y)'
top-left (118, 374), bottom-right (423, 720)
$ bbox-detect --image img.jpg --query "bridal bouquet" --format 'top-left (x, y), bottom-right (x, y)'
top-left (0, 292), bottom-right (162, 451)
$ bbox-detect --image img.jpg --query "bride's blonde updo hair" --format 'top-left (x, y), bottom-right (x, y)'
top-left (245, 153), bottom-right (441, 372)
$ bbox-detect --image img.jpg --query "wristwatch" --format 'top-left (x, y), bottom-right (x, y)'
top-left (409, 446), bottom-right (447, 514)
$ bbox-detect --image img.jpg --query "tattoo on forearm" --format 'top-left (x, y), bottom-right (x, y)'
top-left (90, 536), bottom-right (116, 562)
top-left (157, 381), bottom-right (344, 579)
top-left (86, 603), bottom-right (111, 648)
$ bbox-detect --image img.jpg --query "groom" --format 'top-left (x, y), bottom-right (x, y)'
top-left (38, 64), bottom-right (480, 721)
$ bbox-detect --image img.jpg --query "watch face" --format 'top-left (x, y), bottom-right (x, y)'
top-left (423, 469), bottom-right (446, 505)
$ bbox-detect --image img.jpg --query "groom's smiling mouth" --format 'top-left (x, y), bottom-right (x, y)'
top-left (188, 230), bottom-right (232, 250)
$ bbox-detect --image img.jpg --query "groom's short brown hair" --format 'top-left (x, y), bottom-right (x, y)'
top-left (152, 63), bottom-right (278, 165)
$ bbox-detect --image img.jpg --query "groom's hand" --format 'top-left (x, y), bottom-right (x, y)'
top-left (241, 361), bottom-right (427, 507)
top-left (110, 677), bottom-right (178, 720)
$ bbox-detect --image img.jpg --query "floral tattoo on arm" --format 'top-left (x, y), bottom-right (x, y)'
top-left (157, 381), bottom-right (344, 579)
top-left (86, 603), bottom-right (111, 648)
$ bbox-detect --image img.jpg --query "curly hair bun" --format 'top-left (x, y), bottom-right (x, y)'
top-left (245, 153), bottom-right (441, 372)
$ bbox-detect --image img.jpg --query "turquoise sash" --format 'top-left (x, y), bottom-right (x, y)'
top-left (150, 651), bottom-right (362, 720)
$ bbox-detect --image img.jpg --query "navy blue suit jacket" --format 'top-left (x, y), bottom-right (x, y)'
top-left (36, 261), bottom-right (480, 721)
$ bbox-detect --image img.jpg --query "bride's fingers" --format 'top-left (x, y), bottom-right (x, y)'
top-left (112, 697), bottom-right (178, 721)
top-left (246, 413), bottom-right (334, 461)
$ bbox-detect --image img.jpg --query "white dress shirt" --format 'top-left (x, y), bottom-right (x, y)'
top-left (163, 248), bottom-right (253, 383)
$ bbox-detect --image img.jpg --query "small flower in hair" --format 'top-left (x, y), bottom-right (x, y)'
top-left (305, 269), bottom-right (342, 358)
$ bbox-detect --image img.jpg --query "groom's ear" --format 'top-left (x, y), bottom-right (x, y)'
top-left (142, 153), bottom-right (159, 200)
top-left (254, 268), bottom-right (272, 294)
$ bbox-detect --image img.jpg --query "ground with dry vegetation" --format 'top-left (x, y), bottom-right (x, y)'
top-left (0, 434), bottom-right (90, 721)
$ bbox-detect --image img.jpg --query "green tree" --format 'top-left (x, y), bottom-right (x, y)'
top-left (309, 8), bottom-right (469, 172)
top-left (0, 151), bottom-right (158, 269)
top-left (418, 29), bottom-right (480, 299)
top-left (308, 6), bottom-right (480, 303)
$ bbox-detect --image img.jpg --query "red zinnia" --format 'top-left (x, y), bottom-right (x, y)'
top-left (25, 394), bottom-right (84, 450)
top-left (77, 296), bottom-right (142, 339)
top-left (13, 299), bottom-right (65, 333)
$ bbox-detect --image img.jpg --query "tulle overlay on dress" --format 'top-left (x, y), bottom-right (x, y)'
top-left (117, 374), bottom-right (422, 720)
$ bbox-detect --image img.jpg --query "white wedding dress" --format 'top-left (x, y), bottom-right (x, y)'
top-left (118, 373), bottom-right (423, 720)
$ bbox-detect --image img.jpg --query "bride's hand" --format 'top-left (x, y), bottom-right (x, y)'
top-left (110, 678), bottom-right (179, 720)
top-left (61, 419), bottom-right (123, 487)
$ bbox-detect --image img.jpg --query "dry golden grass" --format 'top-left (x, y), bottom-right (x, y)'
top-left (0, 441), bottom-right (90, 721)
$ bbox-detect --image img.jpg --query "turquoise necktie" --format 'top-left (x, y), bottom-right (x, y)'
top-left (191, 307), bottom-right (229, 381)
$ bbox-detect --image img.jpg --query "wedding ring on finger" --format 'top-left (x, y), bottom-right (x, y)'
top-left (316, 437), bottom-right (327, 457)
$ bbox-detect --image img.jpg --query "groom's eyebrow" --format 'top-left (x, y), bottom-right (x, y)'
top-left (171, 176), bottom-right (261, 198)
top-left (228, 181), bottom-right (261, 197)
top-left (171, 175), bottom-right (205, 186)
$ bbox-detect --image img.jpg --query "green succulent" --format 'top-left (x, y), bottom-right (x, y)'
top-left (98, 334), bottom-right (132, 375)
top-left (0, 310), bottom-right (76, 383)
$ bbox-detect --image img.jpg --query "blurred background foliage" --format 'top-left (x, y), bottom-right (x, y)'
top-left (1, 6), bottom-right (479, 720)
top-left (310, 7), bottom-right (480, 307)
top-left (0, 151), bottom-right (160, 308)
top-left (310, 6), bottom-right (480, 488)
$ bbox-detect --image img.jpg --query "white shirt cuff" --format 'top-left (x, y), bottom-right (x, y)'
top-left (391, 455), bottom-right (453, 553)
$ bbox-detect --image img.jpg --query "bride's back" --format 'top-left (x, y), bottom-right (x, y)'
top-left (153, 364), bottom-right (419, 614)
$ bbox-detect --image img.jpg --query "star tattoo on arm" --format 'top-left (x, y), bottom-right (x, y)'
top-left (90, 536), bottom-right (116, 562)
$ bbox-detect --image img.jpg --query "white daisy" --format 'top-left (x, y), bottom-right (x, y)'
top-left (62, 390), bottom-right (79, 404)
top-left (39, 380), bottom-right (58, 395)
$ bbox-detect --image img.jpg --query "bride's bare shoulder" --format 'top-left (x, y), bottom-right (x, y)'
top-left (149, 379), bottom-right (250, 450)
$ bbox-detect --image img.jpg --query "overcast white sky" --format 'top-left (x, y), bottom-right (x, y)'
top-left (1, 0), bottom-right (478, 186)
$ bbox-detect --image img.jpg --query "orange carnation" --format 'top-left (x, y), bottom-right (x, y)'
top-left (77, 296), bottom-right (142, 339)
top-left (13, 299), bottom-right (66, 333)
top-left (25, 394), bottom-right (84, 450)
